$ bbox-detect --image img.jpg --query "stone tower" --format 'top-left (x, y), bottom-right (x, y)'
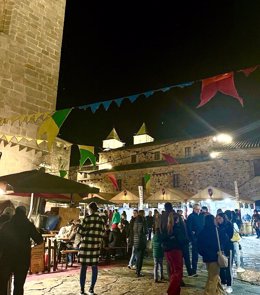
top-left (0, 0), bottom-right (70, 177)
top-left (0, 0), bottom-right (66, 136)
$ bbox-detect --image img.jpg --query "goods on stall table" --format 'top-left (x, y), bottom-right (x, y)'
top-left (30, 243), bottom-right (45, 274)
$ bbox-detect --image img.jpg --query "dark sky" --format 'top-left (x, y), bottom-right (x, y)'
top-left (57, 1), bottom-right (260, 164)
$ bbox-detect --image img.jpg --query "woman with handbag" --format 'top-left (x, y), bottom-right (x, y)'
top-left (216, 212), bottom-right (234, 294)
top-left (228, 211), bottom-right (245, 273)
top-left (198, 214), bottom-right (228, 295)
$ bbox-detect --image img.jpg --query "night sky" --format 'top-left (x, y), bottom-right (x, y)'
top-left (56, 1), bottom-right (260, 165)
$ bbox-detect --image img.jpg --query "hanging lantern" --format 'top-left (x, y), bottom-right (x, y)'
top-left (208, 188), bottom-right (213, 197)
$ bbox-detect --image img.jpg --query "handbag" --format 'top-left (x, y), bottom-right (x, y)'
top-left (216, 227), bottom-right (228, 268)
top-left (231, 227), bottom-right (241, 242)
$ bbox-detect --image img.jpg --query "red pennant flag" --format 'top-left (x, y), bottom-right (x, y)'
top-left (239, 66), bottom-right (258, 77)
top-left (197, 72), bottom-right (243, 108)
top-left (162, 153), bottom-right (178, 165)
top-left (107, 174), bottom-right (119, 190)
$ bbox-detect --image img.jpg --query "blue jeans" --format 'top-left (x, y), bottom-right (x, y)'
top-left (80, 264), bottom-right (98, 292)
top-left (154, 257), bottom-right (163, 281)
top-left (128, 246), bottom-right (136, 266)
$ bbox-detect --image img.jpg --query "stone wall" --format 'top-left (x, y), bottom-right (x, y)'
top-left (0, 0), bottom-right (69, 177)
top-left (83, 137), bottom-right (260, 200)
top-left (0, 0), bottom-right (66, 136)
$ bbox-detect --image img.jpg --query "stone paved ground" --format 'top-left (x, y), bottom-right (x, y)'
top-left (24, 236), bottom-right (260, 295)
top-left (24, 259), bottom-right (260, 295)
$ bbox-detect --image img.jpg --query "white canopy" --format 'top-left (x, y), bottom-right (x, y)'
top-left (145, 188), bottom-right (192, 203)
top-left (190, 186), bottom-right (235, 201)
top-left (110, 190), bottom-right (139, 204)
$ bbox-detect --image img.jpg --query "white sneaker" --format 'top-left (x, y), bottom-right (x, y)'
top-left (226, 286), bottom-right (233, 293)
top-left (236, 267), bottom-right (245, 272)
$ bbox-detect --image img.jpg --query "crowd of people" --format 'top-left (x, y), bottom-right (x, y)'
top-left (0, 203), bottom-right (259, 295)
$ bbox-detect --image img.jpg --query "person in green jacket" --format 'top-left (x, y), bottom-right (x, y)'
top-left (152, 229), bottom-right (164, 282)
top-left (112, 209), bottom-right (121, 225)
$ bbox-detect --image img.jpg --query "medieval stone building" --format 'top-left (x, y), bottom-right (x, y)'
top-left (77, 124), bottom-right (260, 202)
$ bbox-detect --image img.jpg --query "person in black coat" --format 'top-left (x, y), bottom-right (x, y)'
top-left (133, 210), bottom-right (147, 277)
top-left (216, 212), bottom-right (234, 293)
top-left (109, 224), bottom-right (123, 247)
top-left (198, 215), bottom-right (228, 295)
top-left (186, 203), bottom-right (204, 276)
top-left (0, 206), bottom-right (43, 295)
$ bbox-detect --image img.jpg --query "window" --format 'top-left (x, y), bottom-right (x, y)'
top-left (117, 179), bottom-right (122, 191)
top-left (173, 174), bottom-right (180, 187)
top-left (253, 159), bottom-right (260, 176)
top-left (185, 147), bottom-right (192, 158)
top-left (154, 151), bottom-right (160, 160)
top-left (131, 154), bottom-right (136, 163)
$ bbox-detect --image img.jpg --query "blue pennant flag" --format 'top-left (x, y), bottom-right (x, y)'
top-left (114, 97), bottom-right (124, 107)
top-left (176, 81), bottom-right (194, 88)
top-left (102, 100), bottom-right (113, 111)
top-left (161, 87), bottom-right (171, 93)
top-left (128, 94), bottom-right (139, 103)
top-left (78, 105), bottom-right (89, 111)
top-left (90, 102), bottom-right (101, 113)
top-left (144, 90), bottom-right (154, 98)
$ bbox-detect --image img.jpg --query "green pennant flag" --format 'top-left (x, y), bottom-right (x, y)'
top-left (79, 145), bottom-right (96, 167)
top-left (37, 108), bottom-right (72, 151)
top-left (59, 170), bottom-right (67, 178)
top-left (144, 173), bottom-right (151, 194)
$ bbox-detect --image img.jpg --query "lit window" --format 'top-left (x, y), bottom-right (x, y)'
top-left (154, 151), bottom-right (160, 160)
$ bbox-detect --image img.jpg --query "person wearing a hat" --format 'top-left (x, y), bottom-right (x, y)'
top-left (0, 206), bottom-right (43, 295)
top-left (78, 202), bottom-right (105, 295)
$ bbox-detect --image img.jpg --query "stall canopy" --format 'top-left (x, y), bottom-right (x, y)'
top-left (145, 188), bottom-right (192, 203)
top-left (110, 190), bottom-right (139, 204)
top-left (0, 168), bottom-right (99, 194)
top-left (81, 196), bottom-right (115, 205)
top-left (190, 186), bottom-right (235, 201)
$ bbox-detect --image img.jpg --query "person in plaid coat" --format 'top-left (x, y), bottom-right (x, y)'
top-left (78, 202), bottom-right (105, 295)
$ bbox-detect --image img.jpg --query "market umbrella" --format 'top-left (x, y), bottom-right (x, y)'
top-left (110, 190), bottom-right (139, 204)
top-left (0, 168), bottom-right (99, 216)
top-left (145, 188), bottom-right (190, 203)
top-left (190, 186), bottom-right (235, 201)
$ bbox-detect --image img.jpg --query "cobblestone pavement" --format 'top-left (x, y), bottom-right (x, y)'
top-left (24, 236), bottom-right (260, 295)
top-left (25, 258), bottom-right (260, 295)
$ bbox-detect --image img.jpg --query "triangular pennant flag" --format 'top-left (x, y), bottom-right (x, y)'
top-left (144, 90), bottom-right (154, 98)
top-left (5, 135), bottom-right (13, 143)
top-left (107, 174), bottom-right (119, 190)
top-left (26, 137), bottom-right (33, 142)
top-left (37, 108), bottom-right (72, 150)
top-left (144, 173), bottom-right (151, 194)
top-left (239, 66), bottom-right (258, 77)
top-left (176, 81), bottom-right (194, 88)
top-left (42, 112), bottom-right (51, 120)
top-left (26, 147), bottom-right (34, 152)
top-left (18, 145), bottom-right (27, 151)
top-left (102, 100), bottom-right (113, 111)
top-left (162, 153), bottom-right (178, 165)
top-left (78, 145), bottom-right (96, 167)
top-left (59, 170), bottom-right (67, 178)
top-left (114, 97), bottom-right (124, 107)
top-left (15, 136), bottom-right (23, 143)
top-left (127, 94), bottom-right (139, 103)
top-left (36, 139), bottom-right (44, 146)
top-left (197, 72), bottom-right (243, 108)
top-left (161, 87), bottom-right (171, 93)
top-left (33, 113), bottom-right (42, 122)
top-left (90, 102), bottom-right (101, 113)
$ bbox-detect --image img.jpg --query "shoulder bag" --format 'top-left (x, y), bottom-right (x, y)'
top-left (216, 227), bottom-right (228, 268)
